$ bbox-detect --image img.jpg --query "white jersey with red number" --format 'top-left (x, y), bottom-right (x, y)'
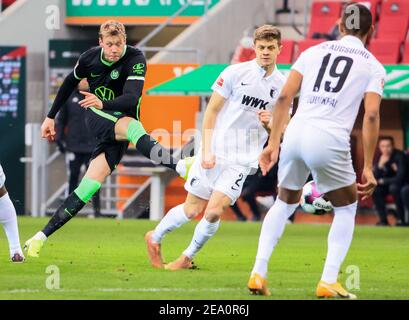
top-left (209, 59), bottom-right (287, 168)
top-left (291, 35), bottom-right (386, 137)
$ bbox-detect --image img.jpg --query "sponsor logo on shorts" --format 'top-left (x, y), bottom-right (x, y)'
top-left (190, 177), bottom-right (200, 187)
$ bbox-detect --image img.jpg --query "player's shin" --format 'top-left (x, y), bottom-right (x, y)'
top-left (183, 217), bottom-right (220, 259)
top-left (42, 177), bottom-right (101, 237)
top-left (321, 201), bottom-right (357, 284)
top-left (0, 193), bottom-right (23, 256)
top-left (251, 198), bottom-right (298, 278)
top-left (126, 119), bottom-right (179, 170)
top-left (151, 204), bottom-right (191, 243)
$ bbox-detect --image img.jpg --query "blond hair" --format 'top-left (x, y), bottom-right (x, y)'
top-left (99, 20), bottom-right (126, 40)
top-left (253, 25), bottom-right (281, 45)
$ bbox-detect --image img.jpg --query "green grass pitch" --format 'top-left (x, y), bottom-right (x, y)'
top-left (0, 216), bottom-right (408, 300)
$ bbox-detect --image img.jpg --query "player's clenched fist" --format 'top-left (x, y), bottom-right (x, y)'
top-left (201, 152), bottom-right (216, 169)
top-left (259, 145), bottom-right (279, 176)
top-left (357, 167), bottom-right (378, 200)
top-left (258, 110), bottom-right (271, 129)
top-left (41, 117), bottom-right (56, 142)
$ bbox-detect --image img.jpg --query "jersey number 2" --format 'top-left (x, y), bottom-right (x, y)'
top-left (313, 54), bottom-right (353, 93)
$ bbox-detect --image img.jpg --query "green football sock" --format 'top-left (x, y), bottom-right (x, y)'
top-left (42, 177), bottom-right (101, 237)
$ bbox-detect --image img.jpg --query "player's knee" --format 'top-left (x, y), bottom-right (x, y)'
top-left (204, 206), bottom-right (223, 222)
top-left (183, 203), bottom-right (202, 219)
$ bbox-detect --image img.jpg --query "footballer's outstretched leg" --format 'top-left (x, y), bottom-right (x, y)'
top-left (25, 154), bottom-right (108, 258)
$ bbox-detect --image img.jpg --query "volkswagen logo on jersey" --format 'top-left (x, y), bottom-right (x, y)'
top-left (270, 87), bottom-right (278, 98)
top-left (95, 86), bottom-right (115, 101)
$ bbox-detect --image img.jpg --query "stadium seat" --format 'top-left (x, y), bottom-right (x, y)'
top-left (294, 39), bottom-right (325, 60)
top-left (276, 40), bottom-right (295, 64)
top-left (369, 39), bottom-right (401, 64)
top-left (358, 0), bottom-right (381, 22)
top-left (402, 41), bottom-right (409, 63)
top-left (308, 1), bottom-right (343, 39)
top-left (1, 0), bottom-right (16, 10)
top-left (231, 45), bottom-right (255, 64)
top-left (376, 0), bottom-right (409, 41)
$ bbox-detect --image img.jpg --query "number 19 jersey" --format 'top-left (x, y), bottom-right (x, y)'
top-left (291, 35), bottom-right (386, 137)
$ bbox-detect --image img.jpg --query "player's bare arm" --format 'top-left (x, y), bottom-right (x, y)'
top-left (260, 70), bottom-right (302, 175)
top-left (357, 91), bottom-right (381, 200)
top-left (201, 91), bottom-right (225, 169)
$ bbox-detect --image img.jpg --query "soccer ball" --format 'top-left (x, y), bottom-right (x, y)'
top-left (300, 181), bottom-right (333, 215)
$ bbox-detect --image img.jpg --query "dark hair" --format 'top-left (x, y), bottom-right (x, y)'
top-left (341, 2), bottom-right (372, 37)
top-left (379, 136), bottom-right (395, 146)
top-left (253, 25), bottom-right (281, 45)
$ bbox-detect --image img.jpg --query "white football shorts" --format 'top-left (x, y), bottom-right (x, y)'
top-left (278, 119), bottom-right (356, 194)
top-left (185, 157), bottom-right (252, 205)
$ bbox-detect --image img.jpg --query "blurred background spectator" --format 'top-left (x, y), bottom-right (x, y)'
top-left (372, 136), bottom-right (408, 226)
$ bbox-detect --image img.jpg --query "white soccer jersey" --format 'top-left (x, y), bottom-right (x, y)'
top-left (291, 35), bottom-right (386, 137)
top-left (0, 164), bottom-right (5, 188)
top-left (278, 35), bottom-right (387, 193)
top-left (209, 59), bottom-right (287, 168)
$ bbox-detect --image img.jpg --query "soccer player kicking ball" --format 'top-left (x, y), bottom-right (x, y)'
top-left (248, 4), bottom-right (385, 299)
top-left (0, 164), bottom-right (24, 262)
top-left (145, 25), bottom-right (288, 270)
top-left (24, 20), bottom-right (191, 258)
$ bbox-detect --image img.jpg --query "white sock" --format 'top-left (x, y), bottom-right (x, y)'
top-left (0, 193), bottom-right (23, 256)
top-left (152, 204), bottom-right (190, 243)
top-left (321, 201), bottom-right (357, 284)
top-left (252, 198), bottom-right (298, 278)
top-left (183, 217), bottom-right (220, 259)
top-left (176, 159), bottom-right (186, 178)
top-left (33, 231), bottom-right (47, 242)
